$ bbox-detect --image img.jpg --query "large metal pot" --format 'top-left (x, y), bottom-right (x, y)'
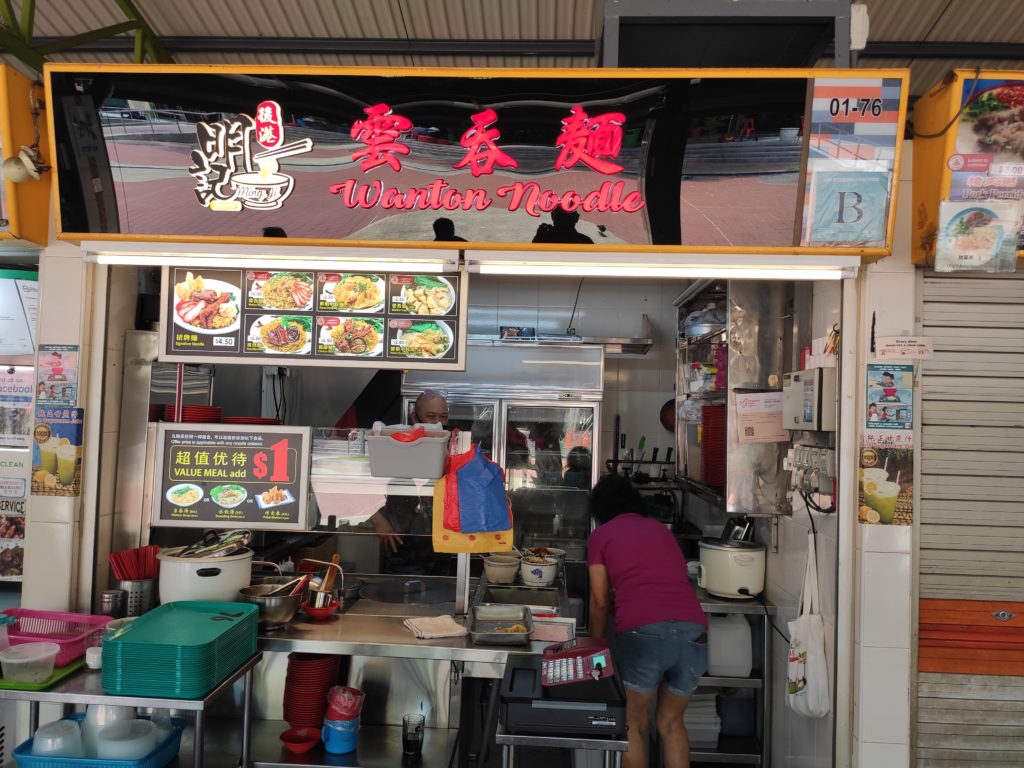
top-left (238, 584), bottom-right (301, 629)
top-left (157, 546), bottom-right (253, 603)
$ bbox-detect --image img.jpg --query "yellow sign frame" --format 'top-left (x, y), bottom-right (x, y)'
top-left (0, 64), bottom-right (50, 245)
top-left (44, 63), bottom-right (909, 261)
top-left (913, 68), bottom-right (1024, 267)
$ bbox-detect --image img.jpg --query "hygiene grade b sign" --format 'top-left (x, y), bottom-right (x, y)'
top-left (152, 423), bottom-right (311, 531)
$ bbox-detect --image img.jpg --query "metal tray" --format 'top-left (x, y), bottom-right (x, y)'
top-left (468, 604), bottom-right (534, 646)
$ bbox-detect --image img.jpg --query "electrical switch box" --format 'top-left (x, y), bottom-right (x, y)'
top-left (782, 368), bottom-right (837, 432)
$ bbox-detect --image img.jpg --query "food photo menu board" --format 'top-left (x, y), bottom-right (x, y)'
top-left (152, 423), bottom-right (311, 530)
top-left (160, 266), bottom-right (467, 369)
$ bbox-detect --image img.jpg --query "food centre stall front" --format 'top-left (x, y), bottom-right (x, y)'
top-left (30, 64), bottom-right (908, 767)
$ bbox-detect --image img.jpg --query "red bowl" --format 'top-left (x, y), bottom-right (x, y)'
top-left (280, 727), bottom-right (320, 754)
top-left (301, 600), bottom-right (340, 621)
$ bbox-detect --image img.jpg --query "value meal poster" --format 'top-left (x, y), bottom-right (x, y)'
top-left (153, 423), bottom-right (311, 530)
top-left (160, 266), bottom-right (466, 370)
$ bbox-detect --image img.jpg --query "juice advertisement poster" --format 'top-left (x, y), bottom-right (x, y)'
top-left (859, 446), bottom-right (913, 526)
top-left (31, 407), bottom-right (84, 497)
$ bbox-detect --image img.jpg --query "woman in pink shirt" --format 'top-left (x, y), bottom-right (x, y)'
top-left (588, 474), bottom-right (708, 768)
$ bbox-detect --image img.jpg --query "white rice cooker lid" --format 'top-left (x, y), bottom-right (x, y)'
top-left (699, 538), bottom-right (766, 552)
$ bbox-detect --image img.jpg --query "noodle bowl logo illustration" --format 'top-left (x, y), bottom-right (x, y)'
top-left (189, 100), bottom-right (313, 212)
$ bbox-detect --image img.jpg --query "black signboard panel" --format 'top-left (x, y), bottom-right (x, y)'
top-left (153, 424), bottom-right (311, 530)
top-left (161, 266), bottom-right (465, 368)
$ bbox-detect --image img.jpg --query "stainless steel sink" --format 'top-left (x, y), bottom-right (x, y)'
top-left (478, 585), bottom-right (561, 611)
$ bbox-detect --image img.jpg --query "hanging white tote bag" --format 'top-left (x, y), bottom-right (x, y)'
top-left (786, 530), bottom-right (831, 718)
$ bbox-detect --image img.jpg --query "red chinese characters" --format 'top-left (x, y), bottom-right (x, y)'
top-left (350, 103), bottom-right (412, 172)
top-left (453, 108), bottom-right (519, 177)
top-left (554, 105), bottom-right (626, 175)
top-left (255, 100), bottom-right (284, 149)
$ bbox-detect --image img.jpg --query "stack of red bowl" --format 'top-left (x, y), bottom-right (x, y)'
top-left (163, 404), bottom-right (222, 423)
top-left (221, 416), bottom-right (282, 425)
top-left (283, 653), bottom-right (341, 728)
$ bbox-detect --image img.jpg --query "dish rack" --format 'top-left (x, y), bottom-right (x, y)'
top-left (13, 713), bottom-right (186, 768)
top-left (2, 610), bottom-right (111, 667)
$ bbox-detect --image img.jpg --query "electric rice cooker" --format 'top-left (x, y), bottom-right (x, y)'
top-left (697, 539), bottom-right (766, 599)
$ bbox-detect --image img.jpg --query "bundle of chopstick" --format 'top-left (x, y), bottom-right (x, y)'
top-left (109, 545), bottom-right (159, 581)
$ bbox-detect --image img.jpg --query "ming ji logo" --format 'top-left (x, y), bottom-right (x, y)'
top-left (189, 100), bottom-right (313, 212)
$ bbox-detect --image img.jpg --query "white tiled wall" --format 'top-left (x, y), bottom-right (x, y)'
top-left (468, 275), bottom-right (682, 464)
top-left (763, 278), bottom-right (844, 768)
top-left (851, 142), bottom-right (916, 768)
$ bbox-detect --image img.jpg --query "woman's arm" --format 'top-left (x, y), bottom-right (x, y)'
top-left (588, 563), bottom-right (611, 640)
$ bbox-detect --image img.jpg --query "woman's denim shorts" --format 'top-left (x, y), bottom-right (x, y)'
top-left (614, 620), bottom-right (708, 696)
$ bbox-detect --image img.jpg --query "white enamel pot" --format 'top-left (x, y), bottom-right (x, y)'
top-left (157, 546), bottom-right (254, 603)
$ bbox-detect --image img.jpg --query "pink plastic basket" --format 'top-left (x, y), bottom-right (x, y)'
top-left (2, 609), bottom-right (111, 667)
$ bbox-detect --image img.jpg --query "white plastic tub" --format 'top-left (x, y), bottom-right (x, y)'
top-left (707, 614), bottom-right (753, 677)
top-left (0, 641), bottom-right (60, 683)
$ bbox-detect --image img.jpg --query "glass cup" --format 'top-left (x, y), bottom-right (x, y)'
top-left (39, 437), bottom-right (60, 475)
top-left (863, 480), bottom-right (900, 524)
top-left (57, 444), bottom-right (78, 486)
top-left (402, 714), bottom-right (425, 756)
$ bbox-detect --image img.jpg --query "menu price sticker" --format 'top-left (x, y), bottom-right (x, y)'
top-left (154, 423), bottom-right (311, 530)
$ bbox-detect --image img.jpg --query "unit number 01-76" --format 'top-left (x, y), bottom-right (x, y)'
top-left (828, 97), bottom-right (884, 117)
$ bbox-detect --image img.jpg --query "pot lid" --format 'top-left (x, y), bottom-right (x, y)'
top-left (699, 537), bottom-right (765, 551)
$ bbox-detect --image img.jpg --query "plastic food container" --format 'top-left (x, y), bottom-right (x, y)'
top-left (366, 428), bottom-right (450, 479)
top-left (0, 642), bottom-right (60, 683)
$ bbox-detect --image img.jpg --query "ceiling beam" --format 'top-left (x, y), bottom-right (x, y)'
top-left (827, 40), bottom-right (1024, 60)
top-left (17, 35), bottom-right (597, 57)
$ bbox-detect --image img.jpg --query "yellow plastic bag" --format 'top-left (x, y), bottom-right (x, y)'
top-left (431, 477), bottom-right (513, 554)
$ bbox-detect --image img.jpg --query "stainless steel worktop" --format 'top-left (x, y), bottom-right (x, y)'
top-left (257, 580), bottom-right (773, 662)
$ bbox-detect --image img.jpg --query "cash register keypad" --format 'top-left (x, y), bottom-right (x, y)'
top-left (542, 656), bottom-right (586, 684)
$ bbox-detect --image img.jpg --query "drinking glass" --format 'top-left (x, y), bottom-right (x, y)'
top-left (402, 714), bottom-right (424, 756)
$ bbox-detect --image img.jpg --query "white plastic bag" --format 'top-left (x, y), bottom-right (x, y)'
top-left (786, 530), bottom-right (830, 718)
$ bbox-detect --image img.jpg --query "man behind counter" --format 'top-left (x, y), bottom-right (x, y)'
top-left (369, 390), bottom-right (449, 566)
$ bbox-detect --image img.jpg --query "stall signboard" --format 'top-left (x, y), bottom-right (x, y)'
top-left (159, 266), bottom-right (466, 369)
top-left (913, 69), bottom-right (1024, 266)
top-left (0, 65), bottom-right (50, 245)
top-left (152, 423), bottom-right (311, 530)
top-left (46, 65), bottom-right (908, 258)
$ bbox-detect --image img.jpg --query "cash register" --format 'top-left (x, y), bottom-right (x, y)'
top-left (500, 638), bottom-right (626, 738)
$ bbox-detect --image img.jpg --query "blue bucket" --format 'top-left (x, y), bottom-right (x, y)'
top-left (322, 716), bottom-right (359, 754)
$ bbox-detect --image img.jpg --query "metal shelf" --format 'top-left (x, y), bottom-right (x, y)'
top-left (676, 476), bottom-right (726, 509)
top-left (698, 674), bottom-right (763, 689)
top-left (692, 735), bottom-right (763, 764)
top-left (248, 719), bottom-right (459, 768)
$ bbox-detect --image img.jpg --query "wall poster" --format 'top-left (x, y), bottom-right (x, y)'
top-left (160, 266), bottom-right (467, 370)
top-left (152, 423), bottom-right (311, 530)
top-left (859, 446), bottom-right (913, 526)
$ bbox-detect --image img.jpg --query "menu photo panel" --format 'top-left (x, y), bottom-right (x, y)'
top-left (159, 265), bottom-right (468, 369)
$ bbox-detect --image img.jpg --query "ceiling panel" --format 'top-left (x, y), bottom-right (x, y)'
top-left (927, 0), bottom-right (1024, 43)
top-left (858, 0), bottom-right (948, 42)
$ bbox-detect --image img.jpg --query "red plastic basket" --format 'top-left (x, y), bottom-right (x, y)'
top-left (2, 609), bottom-right (111, 667)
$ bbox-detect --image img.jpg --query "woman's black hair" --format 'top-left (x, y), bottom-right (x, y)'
top-left (589, 473), bottom-right (646, 524)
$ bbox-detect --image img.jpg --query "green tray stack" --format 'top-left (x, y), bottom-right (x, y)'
top-left (102, 601), bottom-right (258, 699)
